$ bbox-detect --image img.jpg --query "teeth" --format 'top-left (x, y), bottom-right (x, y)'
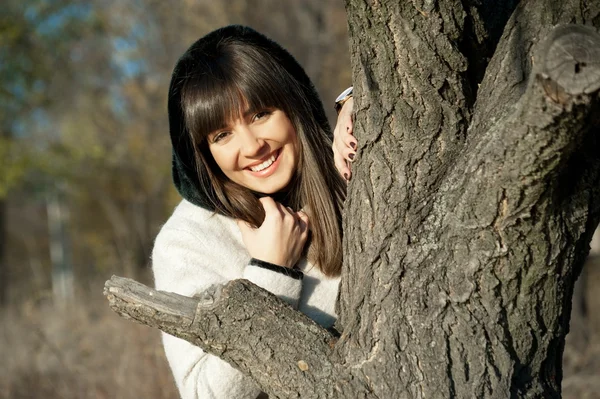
top-left (249, 153), bottom-right (277, 172)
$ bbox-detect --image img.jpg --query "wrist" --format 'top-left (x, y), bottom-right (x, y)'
top-left (335, 86), bottom-right (353, 114)
top-left (339, 97), bottom-right (353, 116)
top-left (249, 258), bottom-right (303, 279)
top-left (249, 253), bottom-right (291, 268)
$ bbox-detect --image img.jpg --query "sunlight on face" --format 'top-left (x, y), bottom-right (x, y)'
top-left (207, 109), bottom-right (298, 194)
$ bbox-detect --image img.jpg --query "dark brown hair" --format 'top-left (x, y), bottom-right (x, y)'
top-left (179, 37), bottom-right (345, 277)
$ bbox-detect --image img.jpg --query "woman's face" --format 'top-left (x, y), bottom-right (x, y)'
top-left (207, 108), bottom-right (299, 194)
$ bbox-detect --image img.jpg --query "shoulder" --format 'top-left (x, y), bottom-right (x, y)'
top-left (152, 200), bottom-right (248, 295)
top-left (157, 200), bottom-right (240, 245)
top-left (163, 199), bottom-right (216, 230)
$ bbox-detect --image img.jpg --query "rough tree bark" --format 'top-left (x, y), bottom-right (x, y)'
top-left (339, 0), bottom-right (600, 397)
top-left (105, 1), bottom-right (600, 398)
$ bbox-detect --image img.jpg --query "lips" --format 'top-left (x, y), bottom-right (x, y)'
top-left (245, 149), bottom-right (282, 177)
top-left (249, 152), bottom-right (277, 172)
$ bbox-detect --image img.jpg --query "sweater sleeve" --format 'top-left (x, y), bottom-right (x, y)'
top-left (152, 225), bottom-right (303, 399)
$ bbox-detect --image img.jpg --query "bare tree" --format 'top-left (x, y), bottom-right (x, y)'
top-left (106, 1), bottom-right (600, 397)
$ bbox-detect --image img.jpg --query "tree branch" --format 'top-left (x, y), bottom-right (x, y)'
top-left (430, 24), bottom-right (600, 258)
top-left (455, 23), bottom-right (600, 202)
top-left (104, 276), bottom-right (339, 398)
top-left (470, 0), bottom-right (599, 137)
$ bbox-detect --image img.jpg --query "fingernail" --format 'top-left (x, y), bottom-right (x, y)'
top-left (350, 141), bottom-right (357, 150)
top-left (348, 153), bottom-right (355, 161)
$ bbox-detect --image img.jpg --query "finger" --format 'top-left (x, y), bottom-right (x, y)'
top-left (259, 197), bottom-right (282, 218)
top-left (346, 122), bottom-right (354, 136)
top-left (296, 211), bottom-right (309, 232)
top-left (333, 124), bottom-right (342, 140)
top-left (333, 141), bottom-right (348, 168)
top-left (269, 201), bottom-right (293, 224)
top-left (335, 156), bottom-right (352, 180)
top-left (278, 203), bottom-right (297, 224)
top-left (339, 118), bottom-right (353, 137)
top-left (342, 131), bottom-right (357, 150)
top-left (338, 98), bottom-right (354, 135)
top-left (285, 206), bottom-right (301, 223)
top-left (342, 146), bottom-right (357, 163)
top-left (334, 153), bottom-right (351, 180)
top-left (335, 133), bottom-right (357, 163)
top-left (335, 123), bottom-right (356, 149)
top-left (333, 132), bottom-right (347, 153)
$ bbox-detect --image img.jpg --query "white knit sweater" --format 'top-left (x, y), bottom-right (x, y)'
top-left (152, 199), bottom-right (340, 399)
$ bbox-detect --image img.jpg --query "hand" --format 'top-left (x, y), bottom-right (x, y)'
top-left (333, 97), bottom-right (356, 181)
top-left (237, 197), bottom-right (309, 268)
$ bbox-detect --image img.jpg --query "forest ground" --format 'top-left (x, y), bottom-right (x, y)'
top-left (0, 262), bottom-right (598, 399)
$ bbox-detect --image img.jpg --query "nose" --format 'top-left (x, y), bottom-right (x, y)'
top-left (239, 126), bottom-right (267, 157)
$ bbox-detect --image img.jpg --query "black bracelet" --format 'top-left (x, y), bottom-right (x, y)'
top-left (249, 258), bottom-right (304, 280)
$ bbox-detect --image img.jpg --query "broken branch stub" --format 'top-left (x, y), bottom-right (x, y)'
top-left (539, 24), bottom-right (600, 100)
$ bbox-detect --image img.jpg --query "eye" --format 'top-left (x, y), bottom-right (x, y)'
top-left (210, 131), bottom-right (230, 144)
top-left (252, 110), bottom-right (272, 122)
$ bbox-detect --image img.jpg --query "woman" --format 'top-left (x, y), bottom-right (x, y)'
top-left (152, 25), bottom-right (354, 398)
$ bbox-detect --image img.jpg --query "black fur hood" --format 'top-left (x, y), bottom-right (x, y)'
top-left (167, 25), bottom-right (331, 210)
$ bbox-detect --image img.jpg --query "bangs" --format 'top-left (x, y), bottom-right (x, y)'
top-left (180, 41), bottom-right (301, 144)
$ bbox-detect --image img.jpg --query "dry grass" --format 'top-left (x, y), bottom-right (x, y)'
top-left (563, 333), bottom-right (600, 399)
top-left (563, 257), bottom-right (600, 399)
top-left (0, 284), bottom-right (178, 399)
top-left (1, 271), bottom-right (599, 398)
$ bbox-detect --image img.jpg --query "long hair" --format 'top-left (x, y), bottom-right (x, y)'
top-left (178, 34), bottom-right (345, 277)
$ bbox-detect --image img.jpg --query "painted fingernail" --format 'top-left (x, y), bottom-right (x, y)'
top-left (350, 141), bottom-right (357, 150)
top-left (348, 153), bottom-right (355, 161)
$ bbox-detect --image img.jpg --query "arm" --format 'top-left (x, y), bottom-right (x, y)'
top-left (153, 224), bottom-right (304, 399)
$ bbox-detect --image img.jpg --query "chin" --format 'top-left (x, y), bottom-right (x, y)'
top-left (250, 176), bottom-right (295, 195)
top-left (252, 184), bottom-right (286, 195)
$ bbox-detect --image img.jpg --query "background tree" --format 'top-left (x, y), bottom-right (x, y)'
top-left (106, 0), bottom-right (600, 398)
top-left (0, 0), bottom-right (109, 304)
top-left (0, 0), bottom-right (351, 304)
top-left (1, 1), bottom-right (351, 397)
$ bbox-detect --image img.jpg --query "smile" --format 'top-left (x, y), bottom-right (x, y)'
top-left (249, 152), bottom-right (277, 172)
top-left (246, 149), bottom-right (282, 177)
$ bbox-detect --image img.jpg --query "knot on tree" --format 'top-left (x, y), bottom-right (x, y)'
top-left (539, 24), bottom-right (600, 103)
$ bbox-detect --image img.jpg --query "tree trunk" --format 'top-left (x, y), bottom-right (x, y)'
top-left (338, 1), bottom-right (600, 397)
top-left (47, 187), bottom-right (74, 305)
top-left (105, 1), bottom-right (600, 398)
top-left (0, 198), bottom-right (7, 306)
